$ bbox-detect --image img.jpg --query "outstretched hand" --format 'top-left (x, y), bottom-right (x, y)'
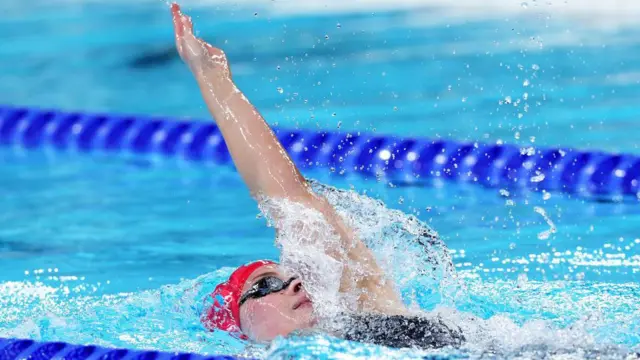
top-left (171, 3), bottom-right (232, 82)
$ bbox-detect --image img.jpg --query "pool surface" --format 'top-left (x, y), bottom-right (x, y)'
top-left (2, 0), bottom-right (640, 154)
top-left (1, 0), bottom-right (639, 359)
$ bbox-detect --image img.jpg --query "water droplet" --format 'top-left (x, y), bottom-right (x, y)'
top-left (332, 112), bottom-right (337, 117)
top-left (254, 12), bottom-right (258, 16)
top-left (325, 34), bottom-right (330, 40)
top-left (534, 206), bottom-right (557, 240)
top-left (517, 273), bottom-right (528, 287)
top-left (532, 64), bottom-right (540, 71)
top-left (530, 136), bottom-right (536, 143)
top-left (277, 87), bottom-right (284, 94)
top-left (393, 106), bottom-right (398, 111)
top-left (523, 79), bottom-right (530, 87)
top-left (543, 191), bottom-right (551, 200)
top-left (530, 171), bottom-right (545, 183)
top-left (514, 132), bottom-right (520, 140)
top-left (398, 197), bottom-right (404, 204)
top-left (499, 189), bottom-right (510, 197)
top-left (336, 23), bottom-right (341, 28)
top-left (337, 121), bottom-right (342, 129)
top-left (521, 2), bottom-right (528, 9)
top-left (521, 147), bottom-right (536, 156)
top-left (504, 96), bottom-right (512, 104)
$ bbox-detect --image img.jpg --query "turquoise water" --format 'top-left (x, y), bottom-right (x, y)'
top-left (2, 0), bottom-right (640, 154)
top-left (1, 148), bottom-right (638, 358)
top-left (1, 0), bottom-right (640, 359)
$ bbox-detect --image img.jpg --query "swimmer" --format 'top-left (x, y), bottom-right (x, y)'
top-left (170, 3), bottom-right (463, 349)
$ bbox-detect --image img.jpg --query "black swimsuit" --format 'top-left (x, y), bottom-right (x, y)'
top-left (338, 313), bottom-right (465, 349)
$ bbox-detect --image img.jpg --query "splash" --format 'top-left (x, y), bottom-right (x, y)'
top-left (256, 179), bottom-right (463, 335)
top-left (252, 180), bottom-right (638, 357)
top-left (0, 273), bottom-right (264, 358)
top-left (450, 279), bottom-right (640, 359)
top-left (257, 195), bottom-right (348, 321)
top-left (306, 180), bottom-right (461, 305)
top-left (263, 279), bottom-right (640, 359)
top-left (2, 274), bottom-right (638, 358)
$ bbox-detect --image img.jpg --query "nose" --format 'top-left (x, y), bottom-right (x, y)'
top-left (284, 277), bottom-right (303, 295)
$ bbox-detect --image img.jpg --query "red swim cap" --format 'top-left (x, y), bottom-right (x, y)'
top-left (202, 260), bottom-right (276, 338)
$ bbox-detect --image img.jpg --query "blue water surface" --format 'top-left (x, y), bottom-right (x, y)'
top-left (1, 0), bottom-right (640, 153)
top-left (1, 0), bottom-right (639, 359)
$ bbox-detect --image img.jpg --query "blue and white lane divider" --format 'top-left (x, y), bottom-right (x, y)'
top-left (0, 338), bottom-right (244, 360)
top-left (1, 106), bottom-right (639, 201)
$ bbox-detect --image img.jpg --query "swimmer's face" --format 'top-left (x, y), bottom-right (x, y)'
top-left (238, 264), bottom-right (315, 342)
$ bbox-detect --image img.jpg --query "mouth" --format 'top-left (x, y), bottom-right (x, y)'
top-left (293, 297), bottom-right (312, 310)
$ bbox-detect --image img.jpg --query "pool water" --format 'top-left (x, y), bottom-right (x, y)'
top-left (2, 0), bottom-right (640, 154)
top-left (1, 147), bottom-right (638, 358)
top-left (1, 0), bottom-right (639, 358)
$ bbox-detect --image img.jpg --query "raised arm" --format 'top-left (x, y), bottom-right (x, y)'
top-left (171, 4), bottom-right (406, 315)
top-left (172, 4), bottom-right (308, 200)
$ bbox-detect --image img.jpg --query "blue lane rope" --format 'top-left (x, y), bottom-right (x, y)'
top-left (0, 338), bottom-right (244, 360)
top-left (1, 105), bottom-right (638, 200)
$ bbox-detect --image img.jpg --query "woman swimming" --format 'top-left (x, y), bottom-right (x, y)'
top-left (170, 3), bottom-right (463, 349)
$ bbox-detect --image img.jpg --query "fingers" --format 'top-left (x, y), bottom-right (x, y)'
top-left (171, 2), bottom-right (197, 59)
top-left (171, 3), bottom-right (184, 37)
top-left (170, 2), bottom-right (181, 16)
top-left (170, 2), bottom-right (227, 70)
top-left (172, 3), bottom-right (196, 41)
top-left (184, 14), bottom-right (194, 35)
top-left (171, 3), bottom-right (185, 58)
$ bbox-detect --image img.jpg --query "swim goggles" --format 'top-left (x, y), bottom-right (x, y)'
top-left (238, 276), bottom-right (298, 306)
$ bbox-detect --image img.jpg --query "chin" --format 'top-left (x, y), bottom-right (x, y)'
top-left (298, 309), bottom-right (317, 328)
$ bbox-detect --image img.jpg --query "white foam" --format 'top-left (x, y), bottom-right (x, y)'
top-left (255, 179), bottom-right (461, 326)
